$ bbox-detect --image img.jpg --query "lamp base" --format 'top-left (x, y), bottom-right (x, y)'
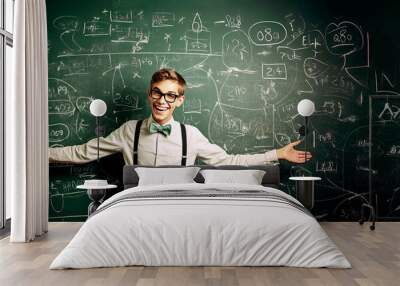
top-left (87, 188), bottom-right (106, 215)
top-left (296, 180), bottom-right (315, 209)
top-left (289, 176), bottom-right (321, 210)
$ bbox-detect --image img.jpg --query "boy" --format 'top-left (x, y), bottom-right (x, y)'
top-left (49, 69), bottom-right (311, 166)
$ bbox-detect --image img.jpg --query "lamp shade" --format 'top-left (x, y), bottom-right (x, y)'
top-left (297, 99), bottom-right (315, 117)
top-left (90, 99), bottom-right (107, 117)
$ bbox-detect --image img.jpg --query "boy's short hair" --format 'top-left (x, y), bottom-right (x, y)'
top-left (150, 68), bottom-right (186, 95)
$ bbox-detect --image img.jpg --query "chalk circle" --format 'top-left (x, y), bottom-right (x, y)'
top-left (325, 21), bottom-right (364, 56)
top-left (248, 21), bottom-right (287, 46)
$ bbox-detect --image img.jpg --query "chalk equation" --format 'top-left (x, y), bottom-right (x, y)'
top-left (48, 4), bottom-right (399, 220)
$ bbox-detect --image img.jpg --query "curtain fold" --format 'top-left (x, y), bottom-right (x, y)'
top-left (8, 0), bottom-right (49, 242)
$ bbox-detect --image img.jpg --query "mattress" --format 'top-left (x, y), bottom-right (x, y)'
top-left (50, 183), bottom-right (351, 269)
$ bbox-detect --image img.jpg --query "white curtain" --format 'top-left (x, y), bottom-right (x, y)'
top-left (7, 0), bottom-right (49, 242)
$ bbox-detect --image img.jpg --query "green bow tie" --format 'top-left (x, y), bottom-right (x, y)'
top-left (149, 122), bottom-right (172, 136)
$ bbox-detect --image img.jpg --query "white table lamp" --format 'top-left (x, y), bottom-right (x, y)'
top-left (89, 99), bottom-right (107, 163)
top-left (292, 99), bottom-right (319, 209)
top-left (82, 99), bottom-right (110, 215)
top-left (297, 99), bottom-right (315, 164)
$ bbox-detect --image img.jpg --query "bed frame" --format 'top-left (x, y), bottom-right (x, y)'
top-left (123, 164), bottom-right (281, 189)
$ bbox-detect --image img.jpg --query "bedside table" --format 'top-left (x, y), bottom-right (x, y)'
top-left (77, 181), bottom-right (117, 216)
top-left (289, 176), bottom-right (321, 210)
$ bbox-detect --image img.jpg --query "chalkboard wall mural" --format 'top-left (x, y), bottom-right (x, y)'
top-left (47, 0), bottom-right (400, 221)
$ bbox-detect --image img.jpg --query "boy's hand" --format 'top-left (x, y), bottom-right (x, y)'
top-left (276, 140), bottom-right (312, 163)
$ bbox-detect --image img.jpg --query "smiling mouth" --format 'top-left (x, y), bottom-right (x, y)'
top-left (153, 105), bottom-right (170, 112)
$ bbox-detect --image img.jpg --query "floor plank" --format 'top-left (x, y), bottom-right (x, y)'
top-left (0, 222), bottom-right (399, 286)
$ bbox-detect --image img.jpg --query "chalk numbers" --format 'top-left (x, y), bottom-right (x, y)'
top-left (222, 30), bottom-right (251, 69)
top-left (50, 129), bottom-right (64, 137)
top-left (265, 66), bottom-right (284, 77)
top-left (225, 15), bottom-right (241, 29)
top-left (53, 103), bottom-right (73, 114)
top-left (333, 28), bottom-right (352, 44)
top-left (57, 85), bottom-right (68, 96)
top-left (248, 21), bottom-right (287, 46)
top-left (230, 39), bottom-right (248, 60)
top-left (256, 28), bottom-right (280, 43)
top-left (262, 64), bottom-right (287, 80)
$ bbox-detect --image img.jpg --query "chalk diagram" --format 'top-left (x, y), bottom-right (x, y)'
top-left (48, 7), bottom-right (397, 220)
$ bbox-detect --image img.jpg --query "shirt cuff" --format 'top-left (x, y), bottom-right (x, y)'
top-left (264, 149), bottom-right (278, 162)
top-left (49, 148), bottom-right (55, 162)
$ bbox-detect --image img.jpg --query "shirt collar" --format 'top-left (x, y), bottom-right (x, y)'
top-left (147, 115), bottom-right (175, 127)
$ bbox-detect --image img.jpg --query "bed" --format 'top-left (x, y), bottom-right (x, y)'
top-left (50, 165), bottom-right (351, 269)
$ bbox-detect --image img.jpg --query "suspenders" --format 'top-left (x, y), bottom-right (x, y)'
top-left (133, 120), bottom-right (187, 166)
top-left (133, 120), bottom-right (143, 166)
top-left (180, 123), bottom-right (187, 166)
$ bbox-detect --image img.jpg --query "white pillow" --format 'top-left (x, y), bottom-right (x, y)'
top-left (200, 169), bottom-right (266, 185)
top-left (135, 167), bottom-right (201, 186)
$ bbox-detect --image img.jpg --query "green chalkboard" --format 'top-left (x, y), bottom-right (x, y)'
top-left (47, 0), bottom-right (400, 221)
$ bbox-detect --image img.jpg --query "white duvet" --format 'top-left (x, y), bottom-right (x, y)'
top-left (50, 183), bottom-right (351, 269)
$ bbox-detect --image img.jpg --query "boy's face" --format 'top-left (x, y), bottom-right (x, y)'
top-left (148, 79), bottom-right (185, 125)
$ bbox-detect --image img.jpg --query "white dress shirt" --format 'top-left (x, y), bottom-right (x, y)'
top-left (49, 116), bottom-right (279, 166)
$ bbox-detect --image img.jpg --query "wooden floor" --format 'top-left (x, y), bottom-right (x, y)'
top-left (0, 222), bottom-right (399, 286)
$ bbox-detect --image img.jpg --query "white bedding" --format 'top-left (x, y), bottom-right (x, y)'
top-left (50, 183), bottom-right (351, 269)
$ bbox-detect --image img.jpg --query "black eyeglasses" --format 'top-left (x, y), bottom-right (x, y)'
top-left (149, 88), bottom-right (182, 103)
